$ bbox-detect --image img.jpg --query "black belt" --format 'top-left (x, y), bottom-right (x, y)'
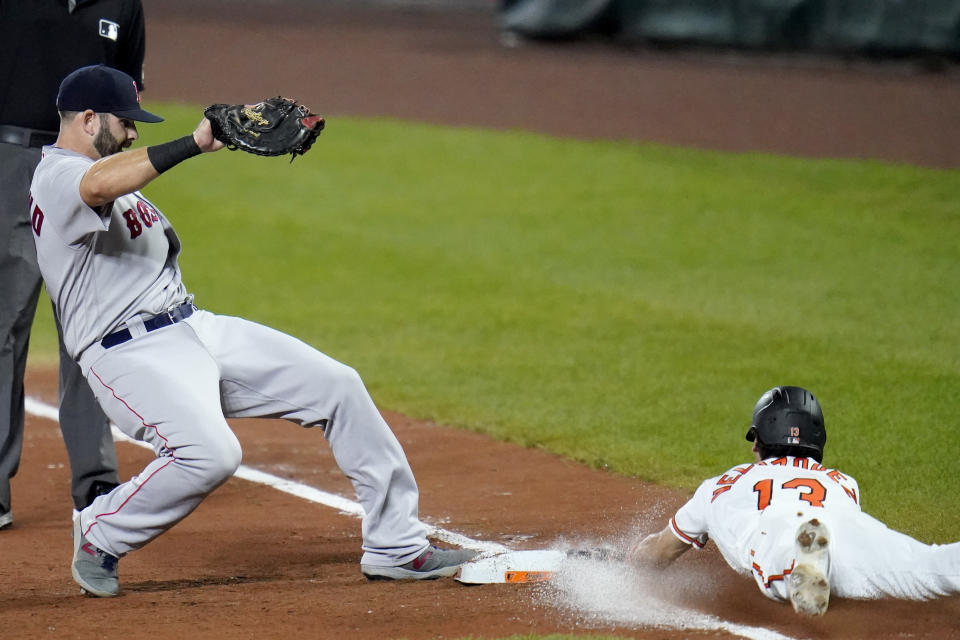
top-left (101, 302), bottom-right (196, 349)
top-left (0, 125), bottom-right (58, 148)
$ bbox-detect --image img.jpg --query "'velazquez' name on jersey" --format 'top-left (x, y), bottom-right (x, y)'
top-left (710, 456), bottom-right (859, 508)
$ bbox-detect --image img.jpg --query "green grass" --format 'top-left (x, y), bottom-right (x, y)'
top-left (30, 102), bottom-right (960, 542)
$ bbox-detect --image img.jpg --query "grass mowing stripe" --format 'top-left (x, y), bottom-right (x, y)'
top-left (29, 103), bottom-right (959, 542)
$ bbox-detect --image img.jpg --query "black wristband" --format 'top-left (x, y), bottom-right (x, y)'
top-left (147, 135), bottom-right (202, 174)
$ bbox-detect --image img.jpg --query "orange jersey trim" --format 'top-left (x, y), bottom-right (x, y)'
top-left (670, 517), bottom-right (706, 549)
top-left (751, 555), bottom-right (796, 589)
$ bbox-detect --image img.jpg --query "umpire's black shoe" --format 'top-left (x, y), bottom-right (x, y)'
top-left (362, 545), bottom-right (478, 580)
top-left (81, 480), bottom-right (119, 510)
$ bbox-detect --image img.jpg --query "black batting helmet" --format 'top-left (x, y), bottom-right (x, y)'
top-left (746, 386), bottom-right (826, 462)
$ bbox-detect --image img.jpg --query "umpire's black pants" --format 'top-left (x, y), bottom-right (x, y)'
top-left (0, 140), bottom-right (118, 515)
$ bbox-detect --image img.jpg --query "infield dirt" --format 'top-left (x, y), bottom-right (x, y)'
top-left (4, 2), bottom-right (959, 639)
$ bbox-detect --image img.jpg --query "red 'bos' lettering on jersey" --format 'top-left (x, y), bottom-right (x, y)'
top-left (123, 197), bottom-right (161, 238)
top-left (135, 199), bottom-right (159, 228)
top-left (122, 209), bottom-right (142, 239)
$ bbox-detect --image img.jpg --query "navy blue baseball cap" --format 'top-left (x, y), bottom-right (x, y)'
top-left (57, 64), bottom-right (163, 123)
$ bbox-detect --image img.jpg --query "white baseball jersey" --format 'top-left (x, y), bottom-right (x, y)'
top-left (29, 145), bottom-right (186, 361)
top-left (671, 456), bottom-right (960, 601)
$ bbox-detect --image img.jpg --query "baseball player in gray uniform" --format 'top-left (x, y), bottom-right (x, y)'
top-left (30, 64), bottom-right (475, 597)
top-left (629, 386), bottom-right (960, 616)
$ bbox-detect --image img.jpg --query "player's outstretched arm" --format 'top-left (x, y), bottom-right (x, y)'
top-left (80, 147), bottom-right (158, 208)
top-left (80, 117), bottom-right (223, 209)
top-left (627, 526), bottom-right (691, 570)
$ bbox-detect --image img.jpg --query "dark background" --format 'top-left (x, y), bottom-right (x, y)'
top-left (142, 0), bottom-right (960, 169)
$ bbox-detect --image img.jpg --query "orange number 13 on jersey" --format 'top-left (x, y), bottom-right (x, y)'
top-left (753, 477), bottom-right (827, 510)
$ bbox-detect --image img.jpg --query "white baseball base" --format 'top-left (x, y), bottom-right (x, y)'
top-left (456, 549), bottom-right (568, 584)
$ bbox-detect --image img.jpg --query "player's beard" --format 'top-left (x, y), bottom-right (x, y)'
top-left (93, 115), bottom-right (129, 157)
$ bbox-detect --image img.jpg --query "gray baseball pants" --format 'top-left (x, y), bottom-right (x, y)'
top-left (76, 310), bottom-right (430, 565)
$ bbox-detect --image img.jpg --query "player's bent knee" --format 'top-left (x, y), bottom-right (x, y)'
top-left (178, 432), bottom-right (243, 489)
top-left (340, 365), bottom-right (366, 392)
top-left (308, 360), bottom-right (365, 398)
top-left (208, 437), bottom-right (243, 480)
top-left (329, 364), bottom-right (370, 399)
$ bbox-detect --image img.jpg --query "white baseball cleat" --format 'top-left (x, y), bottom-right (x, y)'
top-left (788, 518), bottom-right (831, 616)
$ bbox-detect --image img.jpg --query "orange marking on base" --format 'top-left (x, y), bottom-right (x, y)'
top-left (504, 571), bottom-right (554, 583)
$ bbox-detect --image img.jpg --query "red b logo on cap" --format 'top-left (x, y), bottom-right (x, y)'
top-left (133, 80), bottom-right (141, 103)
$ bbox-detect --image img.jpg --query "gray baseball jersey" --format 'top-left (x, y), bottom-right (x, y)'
top-left (29, 145), bottom-right (187, 361)
top-left (30, 143), bottom-right (430, 570)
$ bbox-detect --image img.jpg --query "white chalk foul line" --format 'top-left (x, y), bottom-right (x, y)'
top-left (24, 396), bottom-right (506, 554)
top-left (25, 396), bottom-right (792, 640)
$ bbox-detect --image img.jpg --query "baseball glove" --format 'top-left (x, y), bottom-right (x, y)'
top-left (203, 97), bottom-right (325, 161)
